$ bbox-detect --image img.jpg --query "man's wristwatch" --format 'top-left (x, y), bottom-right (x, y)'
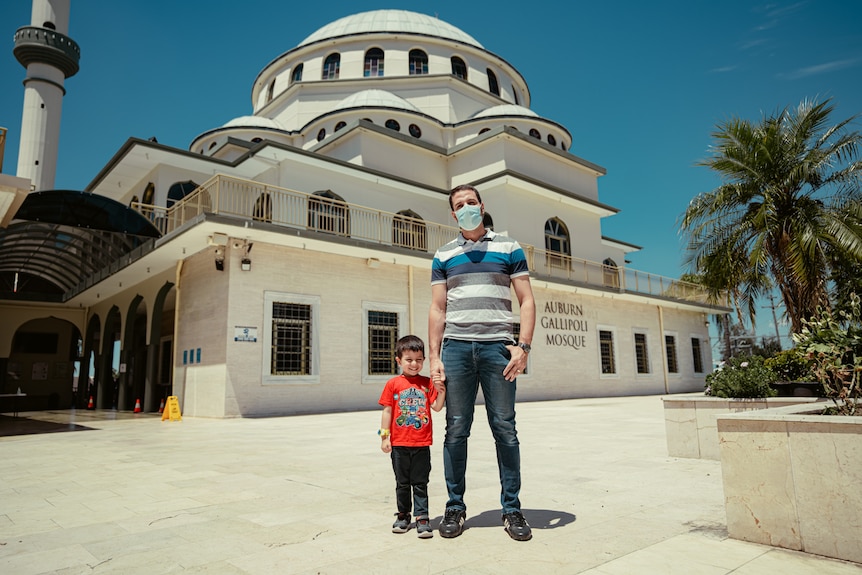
top-left (517, 342), bottom-right (531, 354)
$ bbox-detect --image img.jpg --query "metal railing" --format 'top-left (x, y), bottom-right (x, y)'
top-left (132, 174), bottom-right (726, 307)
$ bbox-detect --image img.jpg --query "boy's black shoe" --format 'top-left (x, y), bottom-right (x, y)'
top-left (392, 512), bottom-right (411, 533)
top-left (502, 511), bottom-right (532, 541)
top-left (438, 508), bottom-right (466, 538)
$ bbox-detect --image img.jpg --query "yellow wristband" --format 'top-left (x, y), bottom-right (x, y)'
top-left (378, 428), bottom-right (390, 438)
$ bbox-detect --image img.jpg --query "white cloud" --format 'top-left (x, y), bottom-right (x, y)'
top-left (782, 58), bottom-right (861, 79)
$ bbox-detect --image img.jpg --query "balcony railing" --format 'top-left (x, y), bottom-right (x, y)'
top-left (132, 174), bottom-right (727, 308)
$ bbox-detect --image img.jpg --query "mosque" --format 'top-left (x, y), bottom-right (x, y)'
top-left (0, 1), bottom-right (727, 417)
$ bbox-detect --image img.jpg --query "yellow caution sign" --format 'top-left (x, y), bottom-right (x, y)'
top-left (161, 395), bottom-right (182, 421)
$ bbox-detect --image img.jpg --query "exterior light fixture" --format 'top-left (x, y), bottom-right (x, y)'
top-left (241, 257), bottom-right (251, 271)
top-left (214, 248), bottom-right (224, 271)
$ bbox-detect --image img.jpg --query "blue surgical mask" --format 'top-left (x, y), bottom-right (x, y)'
top-left (455, 204), bottom-right (483, 231)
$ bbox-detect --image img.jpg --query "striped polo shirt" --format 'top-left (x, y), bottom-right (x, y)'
top-left (431, 230), bottom-right (530, 341)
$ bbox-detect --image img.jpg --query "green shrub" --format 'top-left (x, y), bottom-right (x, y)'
top-left (705, 355), bottom-right (778, 398)
top-left (792, 293), bottom-right (862, 416)
top-left (764, 349), bottom-right (816, 382)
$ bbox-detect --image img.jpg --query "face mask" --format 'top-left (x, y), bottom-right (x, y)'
top-left (455, 204), bottom-right (483, 231)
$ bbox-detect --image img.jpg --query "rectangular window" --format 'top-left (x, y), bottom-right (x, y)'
top-left (634, 332), bottom-right (649, 374)
top-left (368, 310), bottom-right (399, 375)
top-left (271, 302), bottom-right (311, 375)
top-left (665, 335), bottom-right (678, 373)
top-left (692, 338), bottom-right (704, 373)
top-left (599, 330), bottom-right (616, 374)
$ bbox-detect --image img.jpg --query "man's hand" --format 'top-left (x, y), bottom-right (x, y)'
top-left (430, 358), bottom-right (446, 387)
top-left (503, 345), bottom-right (528, 381)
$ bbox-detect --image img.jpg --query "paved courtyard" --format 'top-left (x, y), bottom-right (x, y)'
top-left (1, 394), bottom-right (860, 574)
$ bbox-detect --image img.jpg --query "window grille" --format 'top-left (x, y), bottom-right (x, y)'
top-left (271, 302), bottom-right (311, 375)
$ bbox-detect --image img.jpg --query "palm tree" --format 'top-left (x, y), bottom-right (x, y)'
top-left (681, 98), bottom-right (862, 334)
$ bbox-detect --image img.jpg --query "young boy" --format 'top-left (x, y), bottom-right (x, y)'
top-left (379, 335), bottom-right (446, 538)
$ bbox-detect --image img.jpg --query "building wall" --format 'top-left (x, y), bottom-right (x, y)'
top-left (169, 238), bottom-right (710, 417)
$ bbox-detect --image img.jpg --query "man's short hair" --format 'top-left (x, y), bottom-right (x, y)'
top-left (449, 184), bottom-right (482, 211)
top-left (396, 335), bottom-right (425, 358)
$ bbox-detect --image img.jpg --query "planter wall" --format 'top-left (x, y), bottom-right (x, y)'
top-left (717, 404), bottom-right (862, 564)
top-left (662, 394), bottom-right (824, 460)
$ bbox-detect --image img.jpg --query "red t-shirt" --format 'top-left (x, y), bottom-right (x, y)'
top-left (379, 374), bottom-right (438, 447)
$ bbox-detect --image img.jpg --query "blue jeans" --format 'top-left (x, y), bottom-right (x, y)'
top-left (441, 338), bottom-right (521, 514)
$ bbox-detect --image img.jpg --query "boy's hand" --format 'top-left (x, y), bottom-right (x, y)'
top-left (381, 437), bottom-right (392, 453)
top-left (432, 372), bottom-right (446, 393)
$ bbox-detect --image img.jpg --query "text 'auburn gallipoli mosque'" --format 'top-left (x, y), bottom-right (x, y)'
top-left (0, 1), bottom-right (728, 417)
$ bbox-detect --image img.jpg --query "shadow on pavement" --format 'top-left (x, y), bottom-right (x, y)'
top-left (0, 414), bottom-right (95, 437)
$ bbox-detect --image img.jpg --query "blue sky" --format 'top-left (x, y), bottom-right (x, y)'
top-left (2, 1), bottom-right (861, 347)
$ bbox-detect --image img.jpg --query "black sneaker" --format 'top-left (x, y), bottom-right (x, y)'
top-left (392, 512), bottom-right (411, 533)
top-left (502, 511), bottom-right (532, 541)
top-left (416, 516), bottom-right (433, 538)
top-left (439, 508), bottom-right (466, 538)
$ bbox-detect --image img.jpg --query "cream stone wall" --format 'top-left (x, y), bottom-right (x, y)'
top-left (170, 238), bottom-right (711, 417)
top-left (174, 249), bottom-right (231, 417)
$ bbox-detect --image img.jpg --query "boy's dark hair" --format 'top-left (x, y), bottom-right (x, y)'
top-left (448, 184), bottom-right (482, 211)
top-left (396, 335), bottom-right (425, 358)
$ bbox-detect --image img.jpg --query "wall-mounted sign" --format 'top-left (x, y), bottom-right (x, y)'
top-left (541, 301), bottom-right (590, 350)
top-left (234, 326), bottom-right (258, 342)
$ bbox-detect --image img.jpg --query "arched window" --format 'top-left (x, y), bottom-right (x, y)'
top-left (393, 210), bottom-right (427, 251)
top-left (364, 48), bottom-right (384, 77)
top-left (409, 49), bottom-right (428, 75)
top-left (603, 258), bottom-right (620, 288)
top-left (479, 127), bottom-right (490, 135)
top-left (335, 121), bottom-right (346, 132)
top-left (547, 134), bottom-right (557, 146)
top-left (308, 190), bottom-right (349, 236)
top-left (167, 180), bottom-right (199, 209)
top-left (408, 124), bottom-right (422, 138)
top-left (266, 78), bottom-right (275, 102)
top-left (512, 86), bottom-right (519, 105)
top-left (529, 128), bottom-right (541, 139)
top-left (544, 218), bottom-right (570, 270)
top-left (322, 53), bottom-right (340, 80)
top-left (254, 192), bottom-right (272, 223)
top-left (385, 119), bottom-right (401, 132)
top-left (451, 56), bottom-right (467, 80)
top-left (291, 63), bottom-right (304, 84)
top-left (317, 128), bottom-right (326, 141)
top-left (487, 69), bottom-right (500, 96)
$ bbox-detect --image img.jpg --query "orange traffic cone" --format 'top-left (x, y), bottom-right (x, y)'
top-left (87, 395), bottom-right (94, 410)
top-left (158, 398), bottom-right (165, 413)
top-left (134, 398), bottom-right (142, 413)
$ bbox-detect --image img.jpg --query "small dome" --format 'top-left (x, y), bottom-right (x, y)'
top-left (299, 9), bottom-right (482, 49)
top-left (471, 105), bottom-right (539, 119)
top-left (222, 115), bottom-right (284, 130)
top-left (334, 89), bottom-right (420, 113)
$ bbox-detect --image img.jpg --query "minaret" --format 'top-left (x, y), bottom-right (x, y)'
top-left (14, 0), bottom-right (80, 191)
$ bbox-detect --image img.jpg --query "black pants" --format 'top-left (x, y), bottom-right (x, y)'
top-left (390, 446), bottom-right (431, 517)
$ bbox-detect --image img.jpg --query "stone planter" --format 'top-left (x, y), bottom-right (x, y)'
top-left (716, 404), bottom-right (862, 563)
top-left (662, 393), bottom-right (824, 460)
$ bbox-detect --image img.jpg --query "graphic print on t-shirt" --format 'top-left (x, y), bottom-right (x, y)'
top-left (394, 387), bottom-right (429, 429)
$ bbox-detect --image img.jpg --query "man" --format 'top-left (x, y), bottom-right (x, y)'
top-left (428, 184), bottom-right (536, 541)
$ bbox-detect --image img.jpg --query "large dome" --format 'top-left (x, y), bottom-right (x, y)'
top-left (334, 89), bottom-right (420, 113)
top-left (471, 105), bottom-right (539, 119)
top-left (298, 9), bottom-right (482, 49)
